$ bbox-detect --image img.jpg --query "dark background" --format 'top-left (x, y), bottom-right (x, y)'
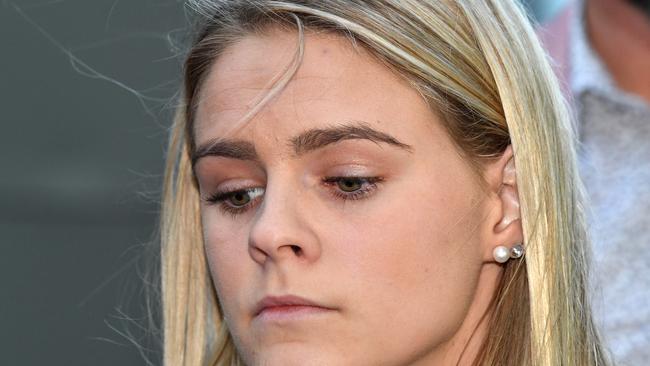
top-left (1, 1), bottom-right (187, 365)
top-left (0, 1), bottom-right (558, 365)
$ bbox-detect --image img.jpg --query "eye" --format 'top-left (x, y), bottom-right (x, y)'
top-left (337, 177), bottom-right (363, 192)
top-left (203, 176), bottom-right (384, 218)
top-left (229, 191), bottom-right (251, 206)
top-left (204, 187), bottom-right (264, 217)
top-left (322, 176), bottom-right (384, 201)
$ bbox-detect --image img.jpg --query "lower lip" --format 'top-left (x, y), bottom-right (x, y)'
top-left (255, 305), bottom-right (334, 322)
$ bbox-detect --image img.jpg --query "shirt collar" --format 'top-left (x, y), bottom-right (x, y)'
top-left (569, 0), bottom-right (650, 109)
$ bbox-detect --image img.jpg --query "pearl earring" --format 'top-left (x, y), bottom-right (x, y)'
top-left (493, 246), bottom-right (511, 263)
top-left (493, 243), bottom-right (525, 263)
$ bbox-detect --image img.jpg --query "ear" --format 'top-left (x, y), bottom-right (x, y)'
top-left (481, 145), bottom-right (524, 263)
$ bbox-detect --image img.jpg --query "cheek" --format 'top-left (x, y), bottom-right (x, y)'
top-left (326, 168), bottom-right (484, 354)
top-left (201, 211), bottom-right (250, 313)
top-left (339, 166), bottom-right (483, 285)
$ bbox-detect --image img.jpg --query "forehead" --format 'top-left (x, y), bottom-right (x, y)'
top-left (193, 27), bottom-right (439, 154)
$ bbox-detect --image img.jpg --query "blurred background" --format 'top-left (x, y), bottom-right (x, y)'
top-left (1, 1), bottom-right (187, 365)
top-left (0, 1), bottom-right (562, 365)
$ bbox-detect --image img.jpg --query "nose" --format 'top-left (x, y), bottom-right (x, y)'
top-left (248, 177), bottom-right (320, 266)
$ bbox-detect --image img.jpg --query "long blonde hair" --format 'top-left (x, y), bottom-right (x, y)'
top-left (158, 1), bottom-right (610, 364)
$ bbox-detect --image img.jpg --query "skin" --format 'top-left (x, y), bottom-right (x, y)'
top-left (192, 28), bottom-right (523, 366)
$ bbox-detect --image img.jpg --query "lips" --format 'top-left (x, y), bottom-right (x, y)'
top-left (254, 294), bottom-right (333, 316)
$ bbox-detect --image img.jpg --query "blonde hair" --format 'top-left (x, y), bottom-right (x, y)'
top-left (158, 0), bottom-right (610, 365)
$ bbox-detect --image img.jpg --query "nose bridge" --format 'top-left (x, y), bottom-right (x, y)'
top-left (248, 171), bottom-right (318, 265)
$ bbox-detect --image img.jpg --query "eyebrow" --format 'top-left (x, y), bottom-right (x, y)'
top-left (191, 121), bottom-right (413, 166)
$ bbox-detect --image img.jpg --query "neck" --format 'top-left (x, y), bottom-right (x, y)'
top-left (585, 0), bottom-right (650, 103)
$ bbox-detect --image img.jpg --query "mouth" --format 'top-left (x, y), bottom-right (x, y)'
top-left (254, 294), bottom-right (336, 318)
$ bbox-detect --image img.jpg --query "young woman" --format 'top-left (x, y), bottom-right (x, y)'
top-left (157, 0), bottom-right (611, 364)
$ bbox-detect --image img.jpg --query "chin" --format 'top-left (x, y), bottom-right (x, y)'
top-left (243, 344), bottom-right (345, 366)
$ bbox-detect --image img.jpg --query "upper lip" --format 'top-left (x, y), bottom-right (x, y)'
top-left (254, 295), bottom-right (332, 316)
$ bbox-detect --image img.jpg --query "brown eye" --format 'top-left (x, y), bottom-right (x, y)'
top-left (205, 187), bottom-right (265, 217)
top-left (229, 191), bottom-right (251, 206)
top-left (337, 178), bottom-right (363, 192)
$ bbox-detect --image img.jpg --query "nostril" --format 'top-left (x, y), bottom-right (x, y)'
top-left (290, 245), bottom-right (302, 255)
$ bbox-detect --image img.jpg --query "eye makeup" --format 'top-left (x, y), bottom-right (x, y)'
top-left (204, 186), bottom-right (265, 218)
top-left (202, 175), bottom-right (384, 218)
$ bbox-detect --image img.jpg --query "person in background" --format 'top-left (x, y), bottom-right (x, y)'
top-left (539, 0), bottom-right (650, 364)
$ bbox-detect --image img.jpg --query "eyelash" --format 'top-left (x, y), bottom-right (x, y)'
top-left (203, 176), bottom-right (384, 218)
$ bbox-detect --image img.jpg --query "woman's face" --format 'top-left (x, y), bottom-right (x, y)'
top-left (193, 28), bottom-right (497, 366)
